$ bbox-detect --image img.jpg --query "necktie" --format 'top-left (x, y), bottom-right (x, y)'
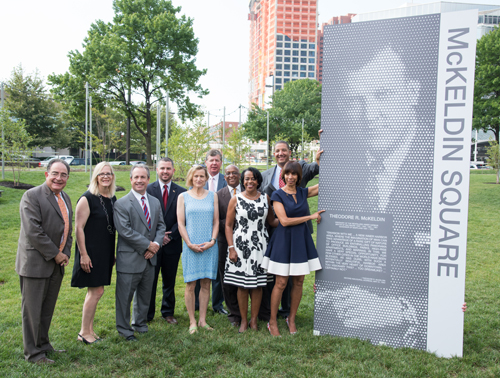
top-left (141, 196), bottom-right (151, 229)
top-left (278, 168), bottom-right (285, 189)
top-left (163, 184), bottom-right (168, 209)
top-left (56, 193), bottom-right (70, 252)
top-left (209, 177), bottom-right (215, 192)
top-left (233, 187), bottom-right (236, 195)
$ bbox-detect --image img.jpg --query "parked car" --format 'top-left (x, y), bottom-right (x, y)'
top-left (130, 161), bottom-right (147, 165)
top-left (109, 161), bottom-right (126, 166)
top-left (70, 158), bottom-right (90, 166)
top-left (39, 155), bottom-right (74, 167)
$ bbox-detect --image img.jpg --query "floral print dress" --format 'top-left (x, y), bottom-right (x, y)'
top-left (224, 192), bottom-right (270, 288)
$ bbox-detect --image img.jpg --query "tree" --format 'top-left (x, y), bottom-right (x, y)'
top-left (486, 138), bottom-right (500, 184)
top-left (245, 79), bottom-right (321, 157)
top-left (49, 0), bottom-right (208, 165)
top-left (5, 65), bottom-right (58, 147)
top-left (222, 126), bottom-right (251, 170)
top-left (474, 26), bottom-right (500, 142)
top-left (0, 111), bottom-right (33, 186)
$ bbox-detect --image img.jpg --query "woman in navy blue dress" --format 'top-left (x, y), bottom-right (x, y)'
top-left (262, 161), bottom-right (324, 336)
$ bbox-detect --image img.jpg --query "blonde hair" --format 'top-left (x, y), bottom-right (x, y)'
top-left (185, 165), bottom-right (208, 187)
top-left (89, 162), bottom-right (116, 197)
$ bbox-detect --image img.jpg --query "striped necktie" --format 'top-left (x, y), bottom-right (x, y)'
top-left (141, 196), bottom-right (151, 229)
top-left (56, 193), bottom-right (70, 251)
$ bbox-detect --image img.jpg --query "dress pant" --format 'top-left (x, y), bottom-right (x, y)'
top-left (147, 248), bottom-right (181, 321)
top-left (218, 239), bottom-right (241, 323)
top-left (116, 263), bottom-right (154, 338)
top-left (20, 264), bottom-right (64, 362)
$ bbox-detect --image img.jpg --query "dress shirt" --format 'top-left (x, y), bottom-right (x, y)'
top-left (159, 180), bottom-right (171, 199)
top-left (131, 190), bottom-right (159, 246)
top-left (228, 184), bottom-right (241, 199)
top-left (208, 173), bottom-right (220, 192)
top-left (271, 165), bottom-right (283, 190)
top-left (52, 191), bottom-right (69, 246)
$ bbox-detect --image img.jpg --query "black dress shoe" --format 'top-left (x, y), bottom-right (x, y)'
top-left (78, 334), bottom-right (97, 345)
top-left (126, 335), bottom-right (138, 342)
top-left (214, 308), bottom-right (229, 315)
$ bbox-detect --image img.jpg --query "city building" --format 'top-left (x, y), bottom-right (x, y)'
top-left (248, 0), bottom-right (318, 108)
top-left (209, 121), bottom-right (240, 143)
top-left (316, 13), bottom-right (356, 84)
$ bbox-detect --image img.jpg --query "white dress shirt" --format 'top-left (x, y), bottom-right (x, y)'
top-left (208, 173), bottom-right (220, 192)
top-left (271, 165), bottom-right (283, 190)
top-left (131, 190), bottom-right (159, 246)
top-left (228, 184), bottom-right (241, 198)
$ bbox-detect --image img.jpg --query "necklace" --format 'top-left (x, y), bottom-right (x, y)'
top-left (243, 191), bottom-right (260, 200)
top-left (98, 193), bottom-right (115, 234)
top-left (282, 187), bottom-right (297, 196)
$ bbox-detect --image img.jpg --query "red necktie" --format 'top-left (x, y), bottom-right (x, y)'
top-left (163, 184), bottom-right (168, 209)
top-left (278, 168), bottom-right (285, 188)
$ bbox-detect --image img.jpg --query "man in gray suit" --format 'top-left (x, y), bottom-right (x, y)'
top-left (260, 139), bottom-right (323, 319)
top-left (114, 164), bottom-right (165, 341)
top-left (16, 159), bottom-right (72, 364)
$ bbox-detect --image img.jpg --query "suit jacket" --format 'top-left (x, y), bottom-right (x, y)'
top-left (204, 173), bottom-right (227, 192)
top-left (147, 180), bottom-right (186, 255)
top-left (113, 191), bottom-right (166, 274)
top-left (216, 184), bottom-right (243, 245)
top-left (16, 182), bottom-right (73, 278)
top-left (261, 160), bottom-right (319, 233)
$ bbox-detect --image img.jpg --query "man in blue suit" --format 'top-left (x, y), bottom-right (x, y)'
top-left (195, 149), bottom-right (228, 314)
top-left (147, 157), bottom-right (186, 324)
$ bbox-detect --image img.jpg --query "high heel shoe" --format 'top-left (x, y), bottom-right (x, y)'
top-left (78, 333), bottom-right (97, 344)
top-left (285, 317), bottom-right (297, 335)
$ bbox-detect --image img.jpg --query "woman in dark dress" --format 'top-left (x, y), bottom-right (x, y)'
top-left (262, 161), bottom-right (324, 337)
top-left (71, 162), bottom-right (116, 344)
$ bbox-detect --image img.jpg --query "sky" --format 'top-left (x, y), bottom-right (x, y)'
top-left (2, 0), bottom-right (500, 124)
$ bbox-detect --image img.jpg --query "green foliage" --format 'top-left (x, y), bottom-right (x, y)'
top-left (167, 116), bottom-right (211, 180)
top-left (245, 79), bottom-right (321, 157)
top-left (49, 0), bottom-right (208, 165)
top-left (0, 111), bottom-right (33, 185)
top-left (485, 138), bottom-right (500, 183)
top-left (473, 26), bottom-right (500, 141)
top-left (221, 126), bottom-right (252, 170)
top-left (4, 65), bottom-right (59, 147)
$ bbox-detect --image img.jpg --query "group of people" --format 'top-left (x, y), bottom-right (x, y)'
top-left (15, 137), bottom-right (324, 363)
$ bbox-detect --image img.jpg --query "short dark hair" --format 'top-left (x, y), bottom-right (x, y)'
top-left (274, 140), bottom-right (290, 151)
top-left (159, 157), bottom-right (174, 167)
top-left (281, 161), bottom-right (302, 186)
top-left (205, 149), bottom-right (222, 162)
top-left (240, 167), bottom-right (263, 190)
top-left (47, 158), bottom-right (70, 174)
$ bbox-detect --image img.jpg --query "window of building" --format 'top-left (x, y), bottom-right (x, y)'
top-left (275, 85), bottom-right (282, 90)
top-left (284, 78), bottom-right (290, 83)
top-left (275, 71), bottom-right (282, 76)
top-left (285, 35), bottom-right (291, 41)
top-left (309, 58), bottom-right (315, 63)
top-left (308, 65), bottom-right (315, 71)
top-left (301, 43), bottom-right (307, 49)
top-left (309, 51), bottom-right (315, 57)
top-left (276, 64), bottom-right (282, 69)
top-left (309, 43), bottom-right (315, 49)
top-left (277, 42), bottom-right (283, 47)
top-left (284, 64), bottom-right (290, 70)
top-left (277, 35), bottom-right (283, 41)
top-left (284, 71), bottom-right (290, 77)
top-left (293, 43), bottom-right (299, 48)
top-left (275, 78), bottom-right (282, 84)
top-left (300, 65), bottom-right (306, 71)
top-left (284, 57), bottom-right (291, 62)
top-left (276, 49), bottom-right (283, 55)
top-left (292, 50), bottom-right (299, 56)
top-left (292, 72), bottom-right (298, 78)
top-left (292, 64), bottom-right (298, 70)
top-left (308, 72), bottom-right (314, 78)
top-left (284, 50), bottom-right (291, 56)
top-left (276, 57), bottom-right (283, 62)
top-left (301, 58), bottom-right (307, 63)
top-left (285, 42), bottom-right (291, 48)
top-left (292, 57), bottom-right (299, 63)
top-left (301, 51), bottom-right (307, 56)
top-left (300, 72), bottom-right (306, 77)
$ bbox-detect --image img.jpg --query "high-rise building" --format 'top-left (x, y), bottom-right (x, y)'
top-left (316, 13), bottom-right (356, 84)
top-left (248, 0), bottom-right (318, 108)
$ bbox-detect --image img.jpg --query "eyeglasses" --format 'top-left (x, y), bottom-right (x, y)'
top-left (49, 171), bottom-right (68, 179)
top-left (226, 172), bottom-right (239, 176)
top-left (98, 172), bottom-right (114, 177)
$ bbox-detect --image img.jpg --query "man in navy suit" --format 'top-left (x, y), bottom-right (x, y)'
top-left (195, 149), bottom-right (228, 314)
top-left (147, 157), bottom-right (186, 324)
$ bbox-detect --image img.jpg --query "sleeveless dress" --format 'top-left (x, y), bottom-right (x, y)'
top-left (71, 191), bottom-right (116, 288)
top-left (262, 187), bottom-right (322, 276)
top-left (181, 191), bottom-right (218, 283)
top-left (224, 193), bottom-right (270, 288)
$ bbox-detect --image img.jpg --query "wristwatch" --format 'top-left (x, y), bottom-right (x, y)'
top-left (210, 238), bottom-right (216, 243)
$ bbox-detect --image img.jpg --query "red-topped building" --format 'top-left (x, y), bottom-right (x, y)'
top-left (248, 0), bottom-right (318, 108)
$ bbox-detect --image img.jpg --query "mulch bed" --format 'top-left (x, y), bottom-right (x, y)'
top-left (0, 181), bottom-right (35, 190)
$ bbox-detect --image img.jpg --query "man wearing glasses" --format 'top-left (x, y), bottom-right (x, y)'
top-left (16, 159), bottom-right (73, 364)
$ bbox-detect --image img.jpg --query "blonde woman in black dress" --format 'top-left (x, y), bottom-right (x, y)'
top-left (71, 162), bottom-right (117, 344)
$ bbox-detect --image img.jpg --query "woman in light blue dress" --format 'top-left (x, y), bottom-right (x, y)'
top-left (177, 165), bottom-right (219, 334)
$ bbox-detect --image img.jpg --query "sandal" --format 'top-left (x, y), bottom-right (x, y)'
top-left (188, 326), bottom-right (198, 334)
top-left (200, 324), bottom-right (214, 331)
top-left (285, 317), bottom-right (297, 335)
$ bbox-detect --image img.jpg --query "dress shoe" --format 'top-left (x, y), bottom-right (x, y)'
top-left (163, 316), bottom-right (178, 325)
top-left (35, 357), bottom-right (55, 365)
top-left (126, 335), bottom-right (138, 342)
top-left (230, 321), bottom-right (240, 327)
top-left (214, 308), bottom-right (228, 315)
top-left (78, 334), bottom-right (98, 345)
top-left (49, 349), bottom-right (66, 354)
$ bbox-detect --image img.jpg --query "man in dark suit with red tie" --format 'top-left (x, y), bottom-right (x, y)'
top-left (147, 157), bottom-right (187, 324)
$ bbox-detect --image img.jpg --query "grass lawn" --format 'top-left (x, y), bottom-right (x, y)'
top-left (0, 168), bottom-right (499, 377)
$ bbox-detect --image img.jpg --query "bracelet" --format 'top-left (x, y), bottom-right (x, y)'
top-left (210, 238), bottom-right (216, 243)
top-left (228, 245), bottom-right (234, 249)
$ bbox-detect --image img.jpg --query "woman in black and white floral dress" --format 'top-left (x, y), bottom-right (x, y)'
top-left (224, 167), bottom-right (278, 333)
